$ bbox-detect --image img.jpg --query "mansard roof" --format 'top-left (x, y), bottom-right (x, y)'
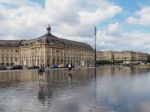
top-left (0, 40), bottom-right (21, 47)
top-left (0, 34), bottom-right (93, 50)
top-left (21, 34), bottom-right (93, 50)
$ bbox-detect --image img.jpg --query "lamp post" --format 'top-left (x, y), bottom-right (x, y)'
top-left (94, 27), bottom-right (97, 67)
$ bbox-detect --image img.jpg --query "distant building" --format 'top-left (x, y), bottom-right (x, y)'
top-left (0, 40), bottom-right (20, 66)
top-left (135, 52), bottom-right (148, 62)
top-left (114, 51), bottom-right (148, 62)
top-left (0, 26), bottom-right (94, 66)
top-left (114, 51), bottom-right (136, 61)
top-left (97, 51), bottom-right (114, 62)
top-left (97, 51), bottom-right (149, 63)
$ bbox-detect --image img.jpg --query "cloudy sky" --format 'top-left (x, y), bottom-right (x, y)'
top-left (0, 0), bottom-right (150, 52)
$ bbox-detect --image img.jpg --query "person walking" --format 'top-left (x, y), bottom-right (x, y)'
top-left (68, 64), bottom-right (72, 71)
top-left (38, 64), bottom-right (45, 75)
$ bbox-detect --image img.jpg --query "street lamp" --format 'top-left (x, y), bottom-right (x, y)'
top-left (94, 27), bottom-right (97, 67)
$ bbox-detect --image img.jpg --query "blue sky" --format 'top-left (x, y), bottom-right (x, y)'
top-left (30, 0), bottom-right (45, 6)
top-left (0, 0), bottom-right (150, 53)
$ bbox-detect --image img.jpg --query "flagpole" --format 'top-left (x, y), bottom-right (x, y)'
top-left (95, 27), bottom-right (97, 67)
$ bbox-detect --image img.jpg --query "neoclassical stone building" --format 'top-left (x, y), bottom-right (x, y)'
top-left (0, 26), bottom-right (94, 67)
top-left (97, 51), bottom-right (148, 63)
top-left (0, 40), bottom-right (20, 66)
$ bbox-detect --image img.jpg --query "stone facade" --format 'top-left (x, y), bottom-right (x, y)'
top-left (0, 40), bottom-right (20, 66)
top-left (135, 52), bottom-right (148, 61)
top-left (0, 26), bottom-right (94, 67)
top-left (114, 51), bottom-right (135, 61)
top-left (114, 51), bottom-right (148, 62)
top-left (97, 51), bottom-right (148, 62)
top-left (97, 51), bottom-right (114, 61)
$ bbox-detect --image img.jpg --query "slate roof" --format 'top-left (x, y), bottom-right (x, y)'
top-left (21, 34), bottom-right (93, 50)
top-left (0, 34), bottom-right (93, 50)
top-left (0, 40), bottom-right (21, 47)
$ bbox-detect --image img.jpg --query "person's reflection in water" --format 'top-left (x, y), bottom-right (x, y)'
top-left (38, 72), bottom-right (46, 82)
top-left (38, 73), bottom-right (47, 105)
top-left (130, 65), bottom-right (134, 75)
top-left (68, 73), bottom-right (72, 83)
top-left (94, 67), bottom-right (97, 82)
top-left (111, 66), bottom-right (114, 76)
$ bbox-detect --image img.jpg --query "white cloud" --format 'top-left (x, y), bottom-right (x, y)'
top-left (0, 0), bottom-right (28, 6)
top-left (107, 22), bottom-right (121, 35)
top-left (0, 0), bottom-right (122, 41)
top-left (96, 23), bottom-right (150, 52)
top-left (58, 5), bottom-right (122, 37)
top-left (1, 0), bottom-right (150, 53)
top-left (45, 0), bottom-right (79, 25)
top-left (79, 6), bottom-right (122, 25)
top-left (127, 7), bottom-right (150, 25)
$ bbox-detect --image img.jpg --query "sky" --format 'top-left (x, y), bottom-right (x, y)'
top-left (0, 0), bottom-right (150, 53)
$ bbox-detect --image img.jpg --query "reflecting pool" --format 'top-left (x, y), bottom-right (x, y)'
top-left (0, 66), bottom-right (150, 112)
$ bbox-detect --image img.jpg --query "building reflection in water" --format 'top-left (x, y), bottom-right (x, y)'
top-left (0, 67), bottom-right (150, 112)
top-left (0, 67), bottom-right (150, 83)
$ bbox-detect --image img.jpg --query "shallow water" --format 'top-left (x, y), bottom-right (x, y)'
top-left (0, 66), bottom-right (150, 112)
